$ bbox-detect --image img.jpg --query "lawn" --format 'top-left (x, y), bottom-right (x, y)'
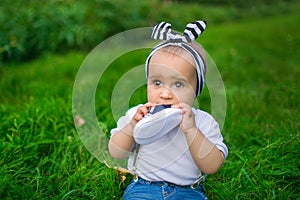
top-left (1, 7), bottom-right (299, 200)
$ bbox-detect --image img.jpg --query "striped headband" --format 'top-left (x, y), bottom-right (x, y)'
top-left (145, 21), bottom-right (207, 96)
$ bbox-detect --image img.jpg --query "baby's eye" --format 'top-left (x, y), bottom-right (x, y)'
top-left (174, 81), bottom-right (184, 88)
top-left (153, 80), bottom-right (162, 86)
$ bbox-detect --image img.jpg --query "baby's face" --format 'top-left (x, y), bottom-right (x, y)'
top-left (147, 49), bottom-right (197, 106)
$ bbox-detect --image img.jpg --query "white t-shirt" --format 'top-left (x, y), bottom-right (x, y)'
top-left (110, 104), bottom-right (228, 186)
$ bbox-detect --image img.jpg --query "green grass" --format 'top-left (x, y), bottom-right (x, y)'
top-left (1, 8), bottom-right (300, 200)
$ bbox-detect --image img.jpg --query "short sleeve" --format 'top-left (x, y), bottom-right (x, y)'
top-left (194, 109), bottom-right (228, 159)
top-left (110, 105), bottom-right (141, 137)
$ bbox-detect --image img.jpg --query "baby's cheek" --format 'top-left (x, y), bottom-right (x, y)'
top-left (175, 91), bottom-right (194, 105)
top-left (147, 87), bottom-right (157, 102)
top-left (147, 93), bottom-right (154, 102)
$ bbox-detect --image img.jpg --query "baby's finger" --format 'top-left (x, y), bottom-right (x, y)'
top-left (144, 102), bottom-right (157, 109)
top-left (138, 106), bottom-right (149, 116)
top-left (178, 103), bottom-right (193, 115)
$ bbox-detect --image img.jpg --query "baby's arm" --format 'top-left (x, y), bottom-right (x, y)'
top-left (173, 103), bottom-right (225, 174)
top-left (108, 103), bottom-right (155, 160)
top-left (185, 127), bottom-right (225, 174)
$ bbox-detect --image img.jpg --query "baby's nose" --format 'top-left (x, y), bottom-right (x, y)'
top-left (160, 87), bottom-right (172, 99)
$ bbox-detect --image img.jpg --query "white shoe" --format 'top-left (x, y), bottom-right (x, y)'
top-left (133, 105), bottom-right (182, 145)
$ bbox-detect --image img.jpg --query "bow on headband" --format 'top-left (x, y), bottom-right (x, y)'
top-left (151, 21), bottom-right (206, 42)
top-left (146, 21), bottom-right (207, 96)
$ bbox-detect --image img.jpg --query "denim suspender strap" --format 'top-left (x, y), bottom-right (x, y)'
top-left (191, 173), bottom-right (207, 189)
top-left (132, 144), bottom-right (140, 173)
top-left (132, 144), bottom-right (140, 181)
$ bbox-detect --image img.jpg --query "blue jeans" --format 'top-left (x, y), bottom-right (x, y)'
top-left (123, 177), bottom-right (208, 200)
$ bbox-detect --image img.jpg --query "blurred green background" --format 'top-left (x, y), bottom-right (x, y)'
top-left (0, 0), bottom-right (299, 199)
top-left (1, 0), bottom-right (299, 62)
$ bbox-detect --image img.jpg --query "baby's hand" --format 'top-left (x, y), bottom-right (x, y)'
top-left (172, 103), bottom-right (197, 133)
top-left (131, 102), bottom-right (157, 124)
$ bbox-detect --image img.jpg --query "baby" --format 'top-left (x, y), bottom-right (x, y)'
top-left (109, 21), bottom-right (228, 200)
